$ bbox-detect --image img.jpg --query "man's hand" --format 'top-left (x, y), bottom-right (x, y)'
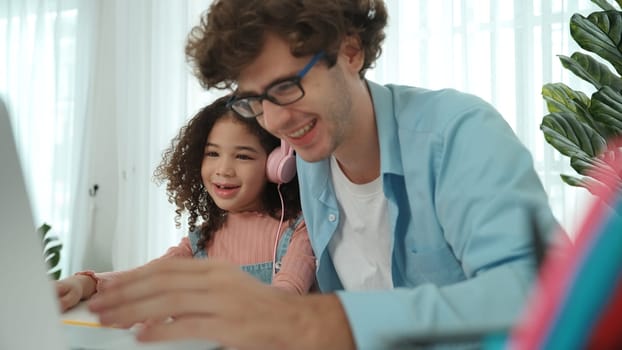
top-left (88, 258), bottom-right (355, 350)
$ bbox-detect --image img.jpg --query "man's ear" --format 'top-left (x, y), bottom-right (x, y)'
top-left (338, 35), bottom-right (365, 73)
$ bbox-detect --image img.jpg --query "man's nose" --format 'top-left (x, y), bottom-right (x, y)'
top-left (261, 99), bottom-right (291, 133)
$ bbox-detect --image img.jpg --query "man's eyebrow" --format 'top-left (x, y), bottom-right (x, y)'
top-left (236, 71), bottom-right (299, 96)
top-left (232, 89), bottom-right (259, 98)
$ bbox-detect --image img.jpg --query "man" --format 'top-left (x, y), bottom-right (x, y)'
top-left (89, 1), bottom-right (561, 349)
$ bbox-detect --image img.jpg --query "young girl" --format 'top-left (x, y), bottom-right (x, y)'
top-left (56, 96), bottom-right (316, 312)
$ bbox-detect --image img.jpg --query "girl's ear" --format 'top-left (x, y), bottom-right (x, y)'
top-left (338, 35), bottom-right (365, 73)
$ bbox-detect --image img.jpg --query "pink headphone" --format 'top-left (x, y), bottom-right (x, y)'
top-left (266, 140), bottom-right (296, 184)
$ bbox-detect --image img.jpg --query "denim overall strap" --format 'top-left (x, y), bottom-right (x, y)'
top-left (188, 227), bottom-right (274, 283)
top-left (188, 228), bottom-right (207, 259)
top-left (274, 214), bottom-right (304, 273)
top-left (187, 214), bottom-right (303, 284)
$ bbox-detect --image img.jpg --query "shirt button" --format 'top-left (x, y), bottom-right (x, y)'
top-left (328, 214), bottom-right (336, 222)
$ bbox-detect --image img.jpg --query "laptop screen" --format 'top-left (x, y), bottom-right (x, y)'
top-left (0, 97), bottom-right (68, 349)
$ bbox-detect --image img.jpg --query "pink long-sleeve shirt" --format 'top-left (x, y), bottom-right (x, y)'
top-left (90, 211), bottom-right (316, 295)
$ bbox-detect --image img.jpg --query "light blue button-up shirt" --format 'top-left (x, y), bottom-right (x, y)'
top-left (296, 81), bottom-right (560, 349)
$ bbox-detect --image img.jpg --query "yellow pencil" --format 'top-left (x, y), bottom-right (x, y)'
top-left (62, 319), bottom-right (102, 328)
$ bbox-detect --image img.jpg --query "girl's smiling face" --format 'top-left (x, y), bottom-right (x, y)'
top-left (201, 116), bottom-right (269, 213)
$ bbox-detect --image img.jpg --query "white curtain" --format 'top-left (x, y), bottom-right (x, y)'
top-left (109, 0), bottom-right (225, 270)
top-left (0, 0), bottom-right (99, 277)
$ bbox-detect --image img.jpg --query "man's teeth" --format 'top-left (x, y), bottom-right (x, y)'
top-left (289, 121), bottom-right (314, 138)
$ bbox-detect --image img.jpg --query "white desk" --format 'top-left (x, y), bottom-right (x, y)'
top-left (62, 302), bottom-right (221, 350)
top-left (62, 301), bottom-right (101, 326)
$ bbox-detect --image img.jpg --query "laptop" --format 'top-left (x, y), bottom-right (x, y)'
top-left (0, 97), bottom-right (219, 350)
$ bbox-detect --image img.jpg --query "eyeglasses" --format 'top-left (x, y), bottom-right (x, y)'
top-left (227, 52), bottom-right (325, 119)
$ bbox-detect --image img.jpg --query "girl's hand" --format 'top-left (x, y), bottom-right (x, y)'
top-left (55, 275), bottom-right (96, 312)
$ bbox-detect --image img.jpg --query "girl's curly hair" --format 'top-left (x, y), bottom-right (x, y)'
top-left (154, 95), bottom-right (302, 251)
top-left (185, 0), bottom-right (388, 90)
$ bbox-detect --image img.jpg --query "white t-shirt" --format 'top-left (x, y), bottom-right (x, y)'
top-left (327, 156), bottom-right (393, 290)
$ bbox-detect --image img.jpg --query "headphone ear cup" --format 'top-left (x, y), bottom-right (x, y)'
top-left (266, 140), bottom-right (296, 184)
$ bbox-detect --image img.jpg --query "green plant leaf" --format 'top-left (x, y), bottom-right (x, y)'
top-left (571, 153), bottom-right (611, 173)
top-left (542, 82), bottom-right (591, 114)
top-left (570, 155), bottom-right (595, 175)
top-left (590, 86), bottom-right (622, 135)
top-left (541, 111), bottom-right (607, 158)
top-left (575, 96), bottom-right (613, 136)
top-left (46, 244), bottom-right (63, 257)
top-left (43, 237), bottom-right (59, 249)
top-left (50, 270), bottom-right (61, 280)
top-left (570, 11), bottom-right (622, 75)
top-left (38, 222), bottom-right (51, 239)
top-left (46, 251), bottom-right (61, 268)
top-left (591, 0), bottom-right (618, 11)
top-left (560, 173), bottom-right (589, 187)
top-left (37, 223), bottom-right (62, 280)
top-left (562, 173), bottom-right (618, 196)
top-left (543, 3), bottom-right (622, 200)
top-left (541, 82), bottom-right (610, 134)
top-left (560, 52), bottom-right (622, 91)
top-left (570, 150), bottom-right (622, 185)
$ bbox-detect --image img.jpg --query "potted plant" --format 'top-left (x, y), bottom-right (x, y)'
top-left (540, 0), bottom-right (622, 197)
top-left (38, 223), bottom-right (62, 280)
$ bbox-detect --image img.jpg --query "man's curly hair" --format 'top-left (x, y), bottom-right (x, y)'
top-left (185, 0), bottom-right (388, 90)
top-left (154, 95), bottom-right (302, 251)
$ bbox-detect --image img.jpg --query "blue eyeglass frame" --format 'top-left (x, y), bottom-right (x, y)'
top-left (227, 51), bottom-right (325, 118)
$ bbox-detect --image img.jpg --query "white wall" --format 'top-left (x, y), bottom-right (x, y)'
top-left (80, 1), bottom-right (117, 272)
